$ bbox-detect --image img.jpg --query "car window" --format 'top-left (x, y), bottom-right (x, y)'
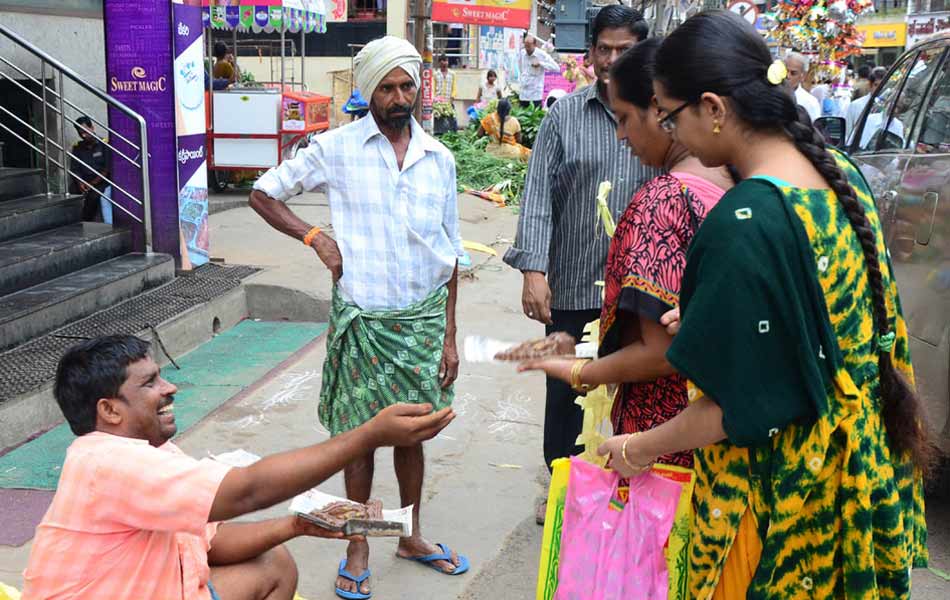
top-left (854, 53), bottom-right (916, 153)
top-left (914, 50), bottom-right (950, 155)
top-left (889, 48), bottom-right (945, 151)
top-left (856, 49), bottom-right (944, 153)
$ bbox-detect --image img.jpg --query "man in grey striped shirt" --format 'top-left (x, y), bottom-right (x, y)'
top-left (503, 5), bottom-right (658, 522)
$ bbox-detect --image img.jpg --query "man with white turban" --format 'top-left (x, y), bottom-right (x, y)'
top-left (250, 35), bottom-right (469, 599)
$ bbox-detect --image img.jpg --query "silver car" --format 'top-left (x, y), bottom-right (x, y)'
top-left (846, 33), bottom-right (950, 469)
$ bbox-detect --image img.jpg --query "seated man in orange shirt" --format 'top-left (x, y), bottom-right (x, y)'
top-left (22, 335), bottom-right (454, 600)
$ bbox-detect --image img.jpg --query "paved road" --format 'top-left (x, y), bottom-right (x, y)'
top-left (0, 191), bottom-right (947, 598)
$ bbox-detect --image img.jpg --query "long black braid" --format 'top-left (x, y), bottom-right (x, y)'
top-left (655, 9), bottom-right (935, 471)
top-left (784, 118), bottom-right (934, 469)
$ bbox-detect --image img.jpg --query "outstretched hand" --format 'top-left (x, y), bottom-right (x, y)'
top-left (369, 403), bottom-right (455, 447)
top-left (517, 357), bottom-right (574, 384)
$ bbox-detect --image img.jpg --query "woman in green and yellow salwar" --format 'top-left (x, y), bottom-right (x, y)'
top-left (597, 10), bottom-right (935, 600)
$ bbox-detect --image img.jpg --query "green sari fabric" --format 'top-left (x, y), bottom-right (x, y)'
top-left (667, 151), bottom-right (926, 599)
top-left (318, 286), bottom-right (452, 436)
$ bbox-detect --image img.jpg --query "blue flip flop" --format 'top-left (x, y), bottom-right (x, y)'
top-left (400, 543), bottom-right (470, 576)
top-left (335, 558), bottom-right (371, 600)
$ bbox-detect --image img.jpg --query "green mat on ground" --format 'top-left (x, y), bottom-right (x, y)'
top-left (0, 320), bottom-right (327, 490)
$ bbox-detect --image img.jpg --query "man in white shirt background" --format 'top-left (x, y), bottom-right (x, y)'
top-left (785, 52), bottom-right (821, 121)
top-left (519, 33), bottom-right (560, 108)
top-left (250, 36), bottom-right (469, 600)
top-left (846, 66), bottom-right (887, 143)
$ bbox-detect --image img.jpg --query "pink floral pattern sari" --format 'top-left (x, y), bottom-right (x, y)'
top-left (599, 172), bottom-right (724, 467)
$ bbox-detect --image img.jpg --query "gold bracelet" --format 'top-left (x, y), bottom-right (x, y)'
top-left (621, 433), bottom-right (644, 471)
top-left (570, 359), bottom-right (591, 393)
top-left (302, 226), bottom-right (322, 247)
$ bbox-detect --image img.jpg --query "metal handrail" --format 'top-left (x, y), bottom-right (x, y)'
top-left (0, 24), bottom-right (153, 252)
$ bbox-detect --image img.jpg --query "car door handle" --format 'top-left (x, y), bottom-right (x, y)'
top-left (916, 191), bottom-right (939, 245)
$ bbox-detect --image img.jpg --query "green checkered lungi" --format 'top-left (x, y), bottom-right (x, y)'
top-left (318, 285), bottom-right (453, 436)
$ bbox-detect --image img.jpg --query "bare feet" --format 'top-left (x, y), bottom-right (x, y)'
top-left (536, 500), bottom-right (547, 525)
top-left (396, 536), bottom-right (462, 574)
top-left (336, 539), bottom-right (371, 596)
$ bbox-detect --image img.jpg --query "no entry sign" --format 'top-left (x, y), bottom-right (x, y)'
top-left (728, 0), bottom-right (759, 25)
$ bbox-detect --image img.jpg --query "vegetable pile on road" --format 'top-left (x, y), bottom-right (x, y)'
top-left (438, 102), bottom-right (545, 208)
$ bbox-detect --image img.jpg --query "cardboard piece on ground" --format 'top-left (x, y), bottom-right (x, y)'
top-left (289, 489), bottom-right (413, 537)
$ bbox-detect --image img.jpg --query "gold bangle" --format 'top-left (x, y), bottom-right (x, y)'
top-left (621, 433), bottom-right (644, 471)
top-left (570, 359), bottom-right (591, 393)
top-left (302, 226), bottom-right (321, 247)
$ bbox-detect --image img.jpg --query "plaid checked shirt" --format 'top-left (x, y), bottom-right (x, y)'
top-left (254, 115), bottom-right (465, 311)
top-left (23, 432), bottom-right (231, 600)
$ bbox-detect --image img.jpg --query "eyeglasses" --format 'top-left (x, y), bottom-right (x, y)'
top-left (657, 101), bottom-right (692, 133)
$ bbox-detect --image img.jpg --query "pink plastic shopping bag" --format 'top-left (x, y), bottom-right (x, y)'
top-left (554, 457), bottom-right (682, 600)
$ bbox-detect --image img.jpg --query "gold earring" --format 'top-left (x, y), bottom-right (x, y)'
top-left (713, 119), bottom-right (721, 135)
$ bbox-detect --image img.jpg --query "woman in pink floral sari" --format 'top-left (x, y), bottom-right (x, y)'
top-left (521, 38), bottom-right (732, 467)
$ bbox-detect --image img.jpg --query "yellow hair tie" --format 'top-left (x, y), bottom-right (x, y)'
top-left (767, 60), bottom-right (788, 86)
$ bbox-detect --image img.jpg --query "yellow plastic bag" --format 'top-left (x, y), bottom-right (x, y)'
top-left (0, 582), bottom-right (21, 600)
top-left (535, 457), bottom-right (570, 600)
top-left (650, 464), bottom-right (695, 600)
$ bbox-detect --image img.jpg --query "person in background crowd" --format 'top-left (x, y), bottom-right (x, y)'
top-left (563, 54), bottom-right (595, 89)
top-left (846, 66), bottom-right (887, 143)
top-left (249, 36), bottom-right (469, 599)
top-left (811, 76), bottom-right (830, 105)
top-left (785, 51), bottom-right (821, 121)
top-left (518, 38), bottom-right (732, 471)
top-left (70, 116), bottom-right (112, 224)
top-left (503, 4), bottom-right (656, 525)
top-left (853, 63), bottom-right (874, 99)
top-left (518, 33), bottom-right (560, 109)
top-left (582, 51), bottom-right (596, 84)
top-left (21, 335), bottom-right (453, 600)
top-left (477, 69), bottom-right (503, 102)
top-left (433, 54), bottom-right (457, 100)
top-left (212, 42), bottom-right (239, 85)
top-left (600, 10), bottom-right (930, 598)
top-left (477, 98), bottom-right (531, 161)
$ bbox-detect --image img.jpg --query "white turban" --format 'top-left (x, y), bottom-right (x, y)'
top-left (353, 36), bottom-right (421, 98)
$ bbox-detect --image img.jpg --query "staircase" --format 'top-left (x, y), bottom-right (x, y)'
top-left (0, 168), bottom-right (174, 353)
top-left (0, 22), bottom-right (174, 351)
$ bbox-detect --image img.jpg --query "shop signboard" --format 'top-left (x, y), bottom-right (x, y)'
top-left (433, 0), bottom-right (531, 30)
top-left (907, 12), bottom-right (950, 47)
top-left (172, 0), bottom-right (210, 267)
top-left (104, 0), bottom-right (178, 259)
top-left (103, 0), bottom-right (210, 266)
top-left (856, 21), bottom-right (907, 48)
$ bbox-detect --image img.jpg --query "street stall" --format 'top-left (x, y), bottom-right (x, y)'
top-left (202, 1), bottom-right (331, 190)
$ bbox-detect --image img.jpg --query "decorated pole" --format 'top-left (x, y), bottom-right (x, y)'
top-left (764, 0), bottom-right (875, 78)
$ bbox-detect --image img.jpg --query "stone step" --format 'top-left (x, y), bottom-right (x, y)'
top-left (0, 222), bottom-right (130, 297)
top-left (0, 168), bottom-right (44, 202)
top-left (0, 193), bottom-right (83, 243)
top-left (0, 253), bottom-right (175, 351)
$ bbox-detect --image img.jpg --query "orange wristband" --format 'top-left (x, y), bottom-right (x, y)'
top-left (302, 226), bottom-right (321, 247)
